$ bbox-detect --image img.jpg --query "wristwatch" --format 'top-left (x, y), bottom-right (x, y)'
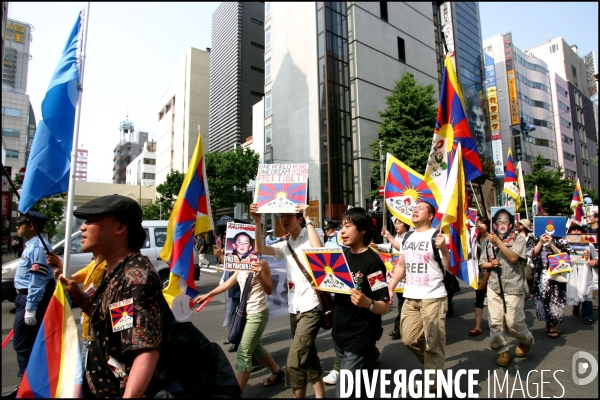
top-left (368, 299), bottom-right (375, 311)
top-left (305, 220), bottom-right (315, 226)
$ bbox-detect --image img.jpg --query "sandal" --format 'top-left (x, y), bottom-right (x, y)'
top-left (547, 330), bottom-right (560, 339)
top-left (469, 328), bottom-right (482, 336)
top-left (263, 368), bottom-right (285, 387)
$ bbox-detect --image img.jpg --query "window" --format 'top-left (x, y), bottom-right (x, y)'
top-left (560, 117), bottom-right (571, 129)
top-left (251, 18), bottom-right (263, 26)
top-left (556, 84), bottom-right (568, 97)
top-left (380, 2), bottom-right (388, 21)
top-left (562, 135), bottom-right (573, 145)
top-left (2, 107), bottom-right (22, 117)
top-left (142, 229), bottom-right (151, 249)
top-left (265, 91), bottom-right (272, 117)
top-left (397, 37), bottom-right (405, 63)
top-left (265, 26), bottom-right (271, 52)
top-left (265, 1), bottom-right (271, 20)
top-left (250, 91), bottom-right (264, 97)
top-left (143, 158), bottom-right (156, 165)
top-left (6, 149), bottom-right (18, 158)
top-left (572, 65), bottom-right (577, 77)
top-left (265, 58), bottom-right (272, 84)
top-left (265, 124), bottom-right (272, 145)
top-left (251, 66), bottom-right (264, 73)
top-left (251, 41), bottom-right (265, 50)
top-left (550, 43), bottom-right (558, 53)
top-left (563, 151), bottom-right (575, 162)
top-left (154, 228), bottom-right (167, 248)
top-left (2, 128), bottom-right (20, 138)
top-left (558, 100), bottom-right (569, 112)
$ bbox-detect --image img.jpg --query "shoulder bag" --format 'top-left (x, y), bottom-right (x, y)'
top-left (228, 272), bottom-right (255, 345)
top-left (286, 240), bottom-right (334, 330)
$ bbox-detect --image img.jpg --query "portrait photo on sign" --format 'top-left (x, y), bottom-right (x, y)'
top-left (533, 216), bottom-right (567, 238)
top-left (254, 163), bottom-right (308, 213)
top-left (224, 222), bottom-right (257, 271)
top-left (491, 206), bottom-right (517, 247)
top-left (301, 248), bottom-right (355, 294)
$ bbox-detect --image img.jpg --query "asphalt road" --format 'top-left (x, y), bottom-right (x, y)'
top-left (2, 253), bottom-right (598, 398)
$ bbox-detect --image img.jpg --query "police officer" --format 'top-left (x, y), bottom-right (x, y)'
top-left (8, 211), bottom-right (55, 397)
top-left (323, 219), bottom-right (341, 248)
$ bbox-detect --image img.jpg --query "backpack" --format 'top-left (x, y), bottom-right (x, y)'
top-left (154, 296), bottom-right (241, 398)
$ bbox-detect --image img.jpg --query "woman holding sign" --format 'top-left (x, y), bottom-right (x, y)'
top-left (527, 231), bottom-right (571, 338)
top-left (193, 250), bottom-right (285, 392)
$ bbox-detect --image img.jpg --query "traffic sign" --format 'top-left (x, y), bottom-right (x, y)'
top-left (379, 186), bottom-right (384, 196)
top-left (18, 167), bottom-right (26, 181)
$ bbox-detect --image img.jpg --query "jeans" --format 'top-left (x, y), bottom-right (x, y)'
top-left (333, 340), bottom-right (369, 398)
top-left (582, 300), bottom-right (594, 321)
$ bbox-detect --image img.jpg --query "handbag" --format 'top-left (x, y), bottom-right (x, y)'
top-left (228, 272), bottom-right (254, 345)
top-left (286, 240), bottom-right (334, 330)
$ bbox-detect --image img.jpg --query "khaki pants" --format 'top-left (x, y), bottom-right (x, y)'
top-left (487, 288), bottom-right (533, 354)
top-left (400, 297), bottom-right (447, 372)
top-left (286, 309), bottom-right (323, 389)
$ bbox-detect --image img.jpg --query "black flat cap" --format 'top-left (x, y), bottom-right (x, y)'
top-left (74, 195), bottom-right (142, 225)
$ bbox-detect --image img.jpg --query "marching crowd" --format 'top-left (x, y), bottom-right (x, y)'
top-left (4, 193), bottom-right (598, 398)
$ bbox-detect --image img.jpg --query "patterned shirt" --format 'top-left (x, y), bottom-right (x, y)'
top-left (85, 254), bottom-right (165, 397)
top-left (479, 234), bottom-right (527, 295)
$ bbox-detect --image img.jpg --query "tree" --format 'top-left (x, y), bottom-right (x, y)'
top-left (155, 170), bottom-right (186, 218)
top-left (11, 173), bottom-right (65, 242)
top-left (369, 73), bottom-right (437, 197)
top-left (205, 146), bottom-right (260, 218)
top-left (522, 155), bottom-right (575, 216)
top-left (141, 201), bottom-right (162, 221)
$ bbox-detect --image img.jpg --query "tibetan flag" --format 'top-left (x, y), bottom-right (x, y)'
top-left (572, 202), bottom-right (585, 226)
top-left (532, 185), bottom-right (544, 216)
top-left (160, 134), bottom-right (214, 317)
top-left (570, 178), bottom-right (583, 212)
top-left (367, 271), bottom-right (387, 291)
top-left (301, 248), bottom-right (355, 294)
top-left (17, 284), bottom-right (83, 398)
top-left (437, 144), bottom-right (478, 289)
top-left (548, 253), bottom-right (572, 275)
top-left (467, 208), bottom-right (477, 228)
top-left (19, 12), bottom-right (83, 213)
top-left (516, 161), bottom-right (526, 200)
top-left (503, 148), bottom-right (520, 211)
top-left (425, 55), bottom-right (483, 209)
top-left (384, 153), bottom-right (439, 227)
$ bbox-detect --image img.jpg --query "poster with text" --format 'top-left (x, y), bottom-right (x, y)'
top-left (533, 216), bottom-right (567, 238)
top-left (302, 248), bottom-right (355, 294)
top-left (225, 222), bottom-right (257, 271)
top-left (371, 248), bottom-right (403, 292)
top-left (254, 163), bottom-right (308, 213)
top-left (548, 253), bottom-right (572, 274)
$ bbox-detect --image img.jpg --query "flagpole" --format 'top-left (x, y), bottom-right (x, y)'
top-left (63, 2), bottom-right (90, 278)
top-left (468, 181), bottom-right (483, 216)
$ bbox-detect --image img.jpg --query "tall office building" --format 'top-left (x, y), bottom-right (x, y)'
top-left (262, 2), bottom-right (437, 220)
top-left (75, 147), bottom-right (88, 181)
top-left (527, 38), bottom-right (598, 193)
top-left (155, 47), bottom-right (210, 185)
top-left (112, 118), bottom-right (148, 184)
top-left (208, 2), bottom-right (265, 152)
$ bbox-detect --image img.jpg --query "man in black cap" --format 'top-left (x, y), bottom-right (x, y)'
top-left (5, 211), bottom-right (55, 398)
top-left (323, 219), bottom-right (341, 248)
top-left (60, 195), bottom-right (167, 397)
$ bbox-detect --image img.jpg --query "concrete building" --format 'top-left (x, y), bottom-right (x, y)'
top-left (208, 2), bottom-right (265, 152)
top-left (549, 73), bottom-right (577, 180)
top-left (112, 118), bottom-right (148, 184)
top-left (126, 141), bottom-right (157, 187)
top-left (155, 47), bottom-right (210, 185)
top-left (263, 2), bottom-right (437, 221)
top-left (75, 147), bottom-right (88, 181)
top-left (483, 34), bottom-right (559, 178)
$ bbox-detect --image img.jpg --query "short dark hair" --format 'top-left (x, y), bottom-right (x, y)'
top-left (492, 209), bottom-right (513, 223)
top-left (340, 207), bottom-right (373, 246)
top-left (421, 201), bottom-right (436, 216)
top-left (233, 231), bottom-right (253, 244)
top-left (112, 214), bottom-right (146, 252)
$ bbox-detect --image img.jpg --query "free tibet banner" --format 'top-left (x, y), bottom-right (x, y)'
top-left (254, 163), bottom-right (308, 213)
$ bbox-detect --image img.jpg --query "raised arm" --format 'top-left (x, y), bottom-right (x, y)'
top-left (298, 203), bottom-right (323, 248)
top-left (249, 203), bottom-right (276, 256)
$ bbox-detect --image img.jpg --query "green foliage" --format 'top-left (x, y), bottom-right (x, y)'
top-left (141, 201), bottom-right (162, 221)
top-left (11, 173), bottom-right (65, 242)
top-left (369, 73), bottom-right (437, 197)
top-left (522, 155), bottom-right (575, 216)
top-left (205, 146), bottom-right (260, 217)
top-left (156, 170), bottom-right (186, 217)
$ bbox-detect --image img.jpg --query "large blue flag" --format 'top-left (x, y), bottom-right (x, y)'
top-left (19, 12), bottom-right (82, 214)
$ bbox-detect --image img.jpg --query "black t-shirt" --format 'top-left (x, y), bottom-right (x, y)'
top-left (332, 248), bottom-right (389, 356)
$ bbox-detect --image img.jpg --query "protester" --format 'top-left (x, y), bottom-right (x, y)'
top-left (480, 219), bottom-right (534, 367)
top-left (586, 212), bottom-right (599, 308)
top-left (527, 230), bottom-right (571, 339)
top-left (323, 219), bottom-right (342, 248)
top-left (516, 219), bottom-right (535, 297)
top-left (371, 216), bottom-right (410, 340)
top-left (250, 203), bottom-right (326, 399)
top-left (194, 258), bottom-right (284, 392)
top-left (215, 232), bottom-right (223, 267)
top-left (60, 195), bottom-right (167, 397)
top-left (12, 237), bottom-right (22, 258)
top-left (265, 229), bottom-right (278, 246)
top-left (195, 233), bottom-right (210, 268)
top-left (469, 216), bottom-right (490, 336)
top-left (566, 224), bottom-right (597, 325)
top-left (4, 212), bottom-right (55, 398)
top-left (388, 201), bottom-right (451, 394)
top-left (46, 251), bottom-right (106, 365)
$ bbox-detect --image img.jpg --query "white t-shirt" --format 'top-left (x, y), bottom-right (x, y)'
top-left (400, 228), bottom-right (447, 299)
top-left (271, 228), bottom-right (320, 314)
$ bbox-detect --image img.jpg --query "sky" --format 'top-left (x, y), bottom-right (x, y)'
top-left (6, 2), bottom-right (599, 182)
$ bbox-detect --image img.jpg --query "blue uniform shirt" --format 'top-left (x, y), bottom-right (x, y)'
top-left (265, 235), bottom-right (278, 246)
top-left (14, 236), bottom-right (53, 311)
top-left (324, 234), bottom-right (342, 248)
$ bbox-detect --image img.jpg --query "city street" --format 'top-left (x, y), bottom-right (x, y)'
top-left (2, 252), bottom-right (598, 398)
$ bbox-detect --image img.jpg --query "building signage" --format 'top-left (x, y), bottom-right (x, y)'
top-left (6, 22), bottom-right (25, 43)
top-left (507, 69), bottom-right (520, 126)
top-left (485, 53), bottom-right (496, 87)
top-left (440, 3), bottom-right (454, 53)
top-left (485, 52), bottom-right (503, 174)
top-left (309, 200), bottom-right (319, 228)
top-left (503, 33), bottom-right (513, 71)
top-left (492, 140), bottom-right (504, 178)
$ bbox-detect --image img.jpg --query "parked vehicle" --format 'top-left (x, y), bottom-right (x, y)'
top-left (2, 220), bottom-right (200, 302)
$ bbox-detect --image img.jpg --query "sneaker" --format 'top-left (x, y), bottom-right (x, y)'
top-left (323, 370), bottom-right (339, 385)
top-left (583, 318), bottom-right (593, 325)
top-left (497, 351), bottom-right (510, 367)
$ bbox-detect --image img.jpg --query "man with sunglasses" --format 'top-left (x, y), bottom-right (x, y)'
top-left (249, 203), bottom-right (325, 398)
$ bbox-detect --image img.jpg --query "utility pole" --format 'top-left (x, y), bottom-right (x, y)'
top-left (379, 141), bottom-right (387, 235)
